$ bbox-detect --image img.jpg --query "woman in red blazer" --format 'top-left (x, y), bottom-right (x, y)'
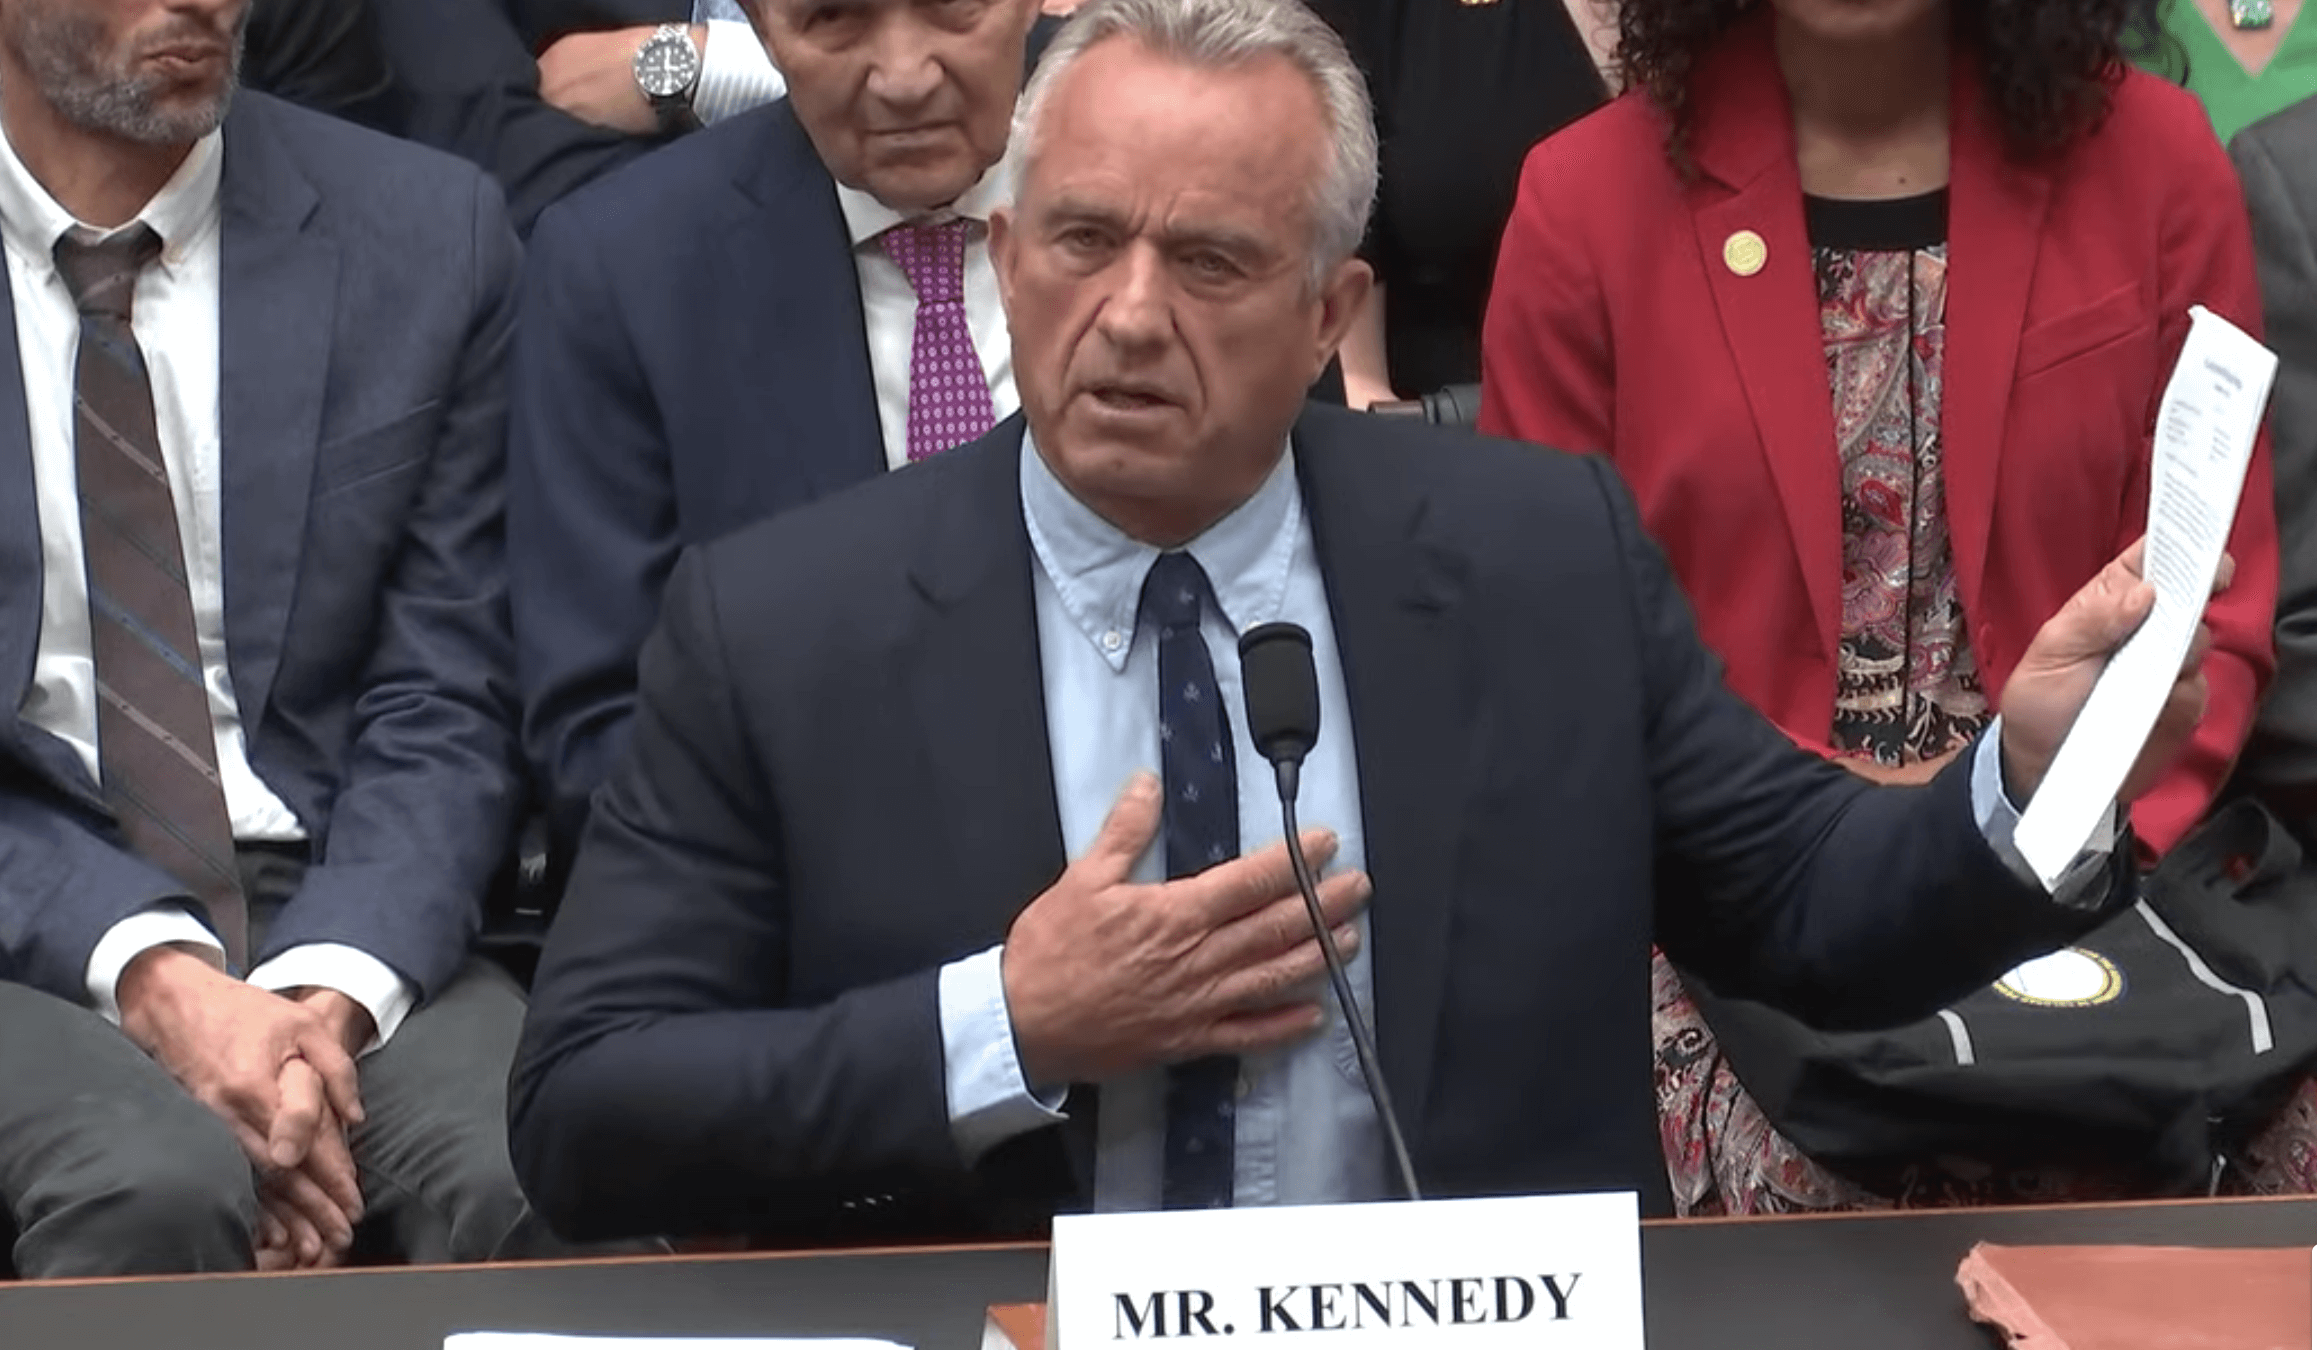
top-left (1481, 0), bottom-right (2279, 1211)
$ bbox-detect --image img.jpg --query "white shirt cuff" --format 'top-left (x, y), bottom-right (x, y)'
top-left (694, 21), bottom-right (785, 125)
top-left (248, 945), bottom-right (417, 1056)
top-left (86, 905), bottom-right (227, 1023)
top-left (1971, 716), bottom-right (2119, 908)
top-left (937, 945), bottom-right (1067, 1162)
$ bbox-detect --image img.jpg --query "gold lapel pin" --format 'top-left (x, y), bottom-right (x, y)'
top-left (1723, 230), bottom-right (1767, 277)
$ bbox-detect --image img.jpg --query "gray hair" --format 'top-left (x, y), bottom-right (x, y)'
top-left (1013, 0), bottom-right (1378, 289)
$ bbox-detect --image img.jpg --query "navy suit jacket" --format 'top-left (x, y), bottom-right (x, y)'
top-left (509, 406), bottom-right (2127, 1242)
top-left (509, 99), bottom-right (889, 860)
top-left (376, 0), bottom-right (686, 237)
top-left (0, 94), bottom-right (525, 1004)
top-left (508, 0), bottom-right (683, 45)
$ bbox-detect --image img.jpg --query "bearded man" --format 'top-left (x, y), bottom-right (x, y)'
top-left (0, 0), bottom-right (556, 1275)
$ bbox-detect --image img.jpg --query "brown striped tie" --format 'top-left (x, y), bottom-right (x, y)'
top-left (58, 227), bottom-right (248, 968)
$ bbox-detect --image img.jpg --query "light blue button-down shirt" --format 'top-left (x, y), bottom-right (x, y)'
top-left (933, 435), bottom-right (2113, 1213)
top-left (940, 436), bottom-right (1386, 1209)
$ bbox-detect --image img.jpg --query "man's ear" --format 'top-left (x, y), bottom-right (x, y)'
top-left (1311, 254), bottom-right (1374, 381)
top-left (990, 206), bottom-right (1019, 320)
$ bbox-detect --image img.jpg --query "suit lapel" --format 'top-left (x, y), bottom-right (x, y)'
top-left (903, 424), bottom-right (1064, 938)
top-left (1940, 58), bottom-right (2050, 610)
top-left (0, 261), bottom-right (41, 715)
top-left (726, 107), bottom-right (885, 495)
top-left (900, 422), bottom-right (1090, 1186)
top-left (1689, 18), bottom-right (1844, 664)
top-left (216, 102), bottom-right (337, 735)
top-left (1296, 408), bottom-right (1471, 1150)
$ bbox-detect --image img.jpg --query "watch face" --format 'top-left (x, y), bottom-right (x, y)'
top-left (636, 33), bottom-right (701, 99)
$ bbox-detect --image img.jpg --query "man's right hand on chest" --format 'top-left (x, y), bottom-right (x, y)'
top-left (999, 771), bottom-right (1372, 1088)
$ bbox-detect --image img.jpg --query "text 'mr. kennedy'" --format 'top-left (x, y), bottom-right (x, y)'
top-left (1113, 1273), bottom-right (1583, 1337)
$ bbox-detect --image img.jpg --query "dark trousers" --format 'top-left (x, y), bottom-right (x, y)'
top-left (0, 847), bottom-right (578, 1277)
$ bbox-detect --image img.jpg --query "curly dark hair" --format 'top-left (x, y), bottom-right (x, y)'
top-left (1617, 0), bottom-right (2180, 169)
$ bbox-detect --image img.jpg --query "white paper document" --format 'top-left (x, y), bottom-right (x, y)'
top-left (446, 1337), bottom-right (908, 1350)
top-left (2013, 306), bottom-right (2276, 886)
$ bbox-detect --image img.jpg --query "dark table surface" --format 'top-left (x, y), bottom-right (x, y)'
top-left (1, 1196), bottom-right (2310, 1350)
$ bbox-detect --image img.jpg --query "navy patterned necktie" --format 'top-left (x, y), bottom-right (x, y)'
top-left (1140, 551), bottom-right (1240, 1209)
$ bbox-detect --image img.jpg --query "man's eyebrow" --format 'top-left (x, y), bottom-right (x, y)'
top-left (1032, 198), bottom-right (1276, 260)
top-left (1037, 195), bottom-right (1129, 228)
top-left (1158, 223), bottom-right (1273, 260)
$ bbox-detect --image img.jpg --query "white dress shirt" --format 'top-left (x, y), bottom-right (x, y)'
top-left (834, 156), bottom-right (1020, 471)
top-left (694, 20), bottom-right (787, 126)
top-left (0, 127), bottom-right (413, 1050)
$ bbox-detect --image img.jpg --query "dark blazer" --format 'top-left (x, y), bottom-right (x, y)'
top-left (2232, 99), bottom-right (2317, 835)
top-left (1479, 13), bottom-right (2277, 856)
top-left (245, 0), bottom-right (399, 128)
top-left (508, 0), bottom-right (682, 47)
top-left (508, 99), bottom-right (889, 860)
top-left (508, 406), bottom-right (2123, 1242)
top-left (0, 94), bottom-right (525, 1002)
top-left (375, 0), bottom-right (683, 237)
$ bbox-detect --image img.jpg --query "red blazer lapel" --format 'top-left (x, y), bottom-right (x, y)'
top-left (1941, 55), bottom-right (2052, 616)
top-left (1689, 16), bottom-right (1844, 666)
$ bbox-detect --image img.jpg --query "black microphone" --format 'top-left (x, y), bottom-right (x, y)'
top-left (1237, 621), bottom-right (1422, 1202)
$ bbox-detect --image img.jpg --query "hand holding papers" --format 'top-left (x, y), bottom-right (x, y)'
top-left (2008, 307), bottom-right (2276, 886)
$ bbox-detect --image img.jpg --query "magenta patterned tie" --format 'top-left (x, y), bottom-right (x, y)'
top-left (881, 218), bottom-right (997, 462)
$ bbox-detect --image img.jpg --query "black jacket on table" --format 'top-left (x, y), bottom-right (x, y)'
top-left (508, 406), bottom-right (2129, 1242)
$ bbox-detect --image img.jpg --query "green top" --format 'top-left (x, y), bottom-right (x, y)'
top-left (2141, 0), bottom-right (2317, 145)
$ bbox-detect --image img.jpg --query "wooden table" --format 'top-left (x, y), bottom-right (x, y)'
top-left (1, 1195), bottom-right (2308, 1349)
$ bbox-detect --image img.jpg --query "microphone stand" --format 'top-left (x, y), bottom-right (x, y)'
top-left (1270, 758), bottom-right (1423, 1203)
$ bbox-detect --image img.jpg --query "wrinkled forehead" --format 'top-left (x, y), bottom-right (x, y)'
top-left (1017, 39), bottom-right (1328, 222)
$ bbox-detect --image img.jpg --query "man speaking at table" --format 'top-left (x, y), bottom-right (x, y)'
top-left (509, 0), bottom-right (2217, 1241)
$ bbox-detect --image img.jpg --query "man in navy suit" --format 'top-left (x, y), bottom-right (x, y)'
top-left (507, 0), bottom-right (1042, 863)
top-left (509, 0), bottom-right (2218, 1242)
top-left (0, 0), bottom-right (555, 1276)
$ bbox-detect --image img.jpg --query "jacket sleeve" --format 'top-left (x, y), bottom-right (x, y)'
top-left (508, 549), bottom-right (964, 1242)
top-left (0, 746), bottom-right (191, 1002)
top-left (1596, 454), bottom-right (2127, 1029)
top-left (373, 0), bottom-right (667, 238)
top-left (507, 197), bottom-right (685, 864)
top-left (255, 173), bottom-right (528, 1000)
top-left (2229, 120), bottom-right (2317, 834)
top-left (243, 0), bottom-right (401, 128)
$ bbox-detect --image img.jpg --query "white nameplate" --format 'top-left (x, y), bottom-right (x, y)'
top-left (1048, 1193), bottom-right (1642, 1347)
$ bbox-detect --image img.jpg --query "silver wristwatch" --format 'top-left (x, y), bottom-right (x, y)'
top-left (632, 23), bottom-right (703, 133)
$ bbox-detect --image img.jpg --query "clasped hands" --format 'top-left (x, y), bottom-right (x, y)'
top-left (116, 949), bottom-right (372, 1270)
